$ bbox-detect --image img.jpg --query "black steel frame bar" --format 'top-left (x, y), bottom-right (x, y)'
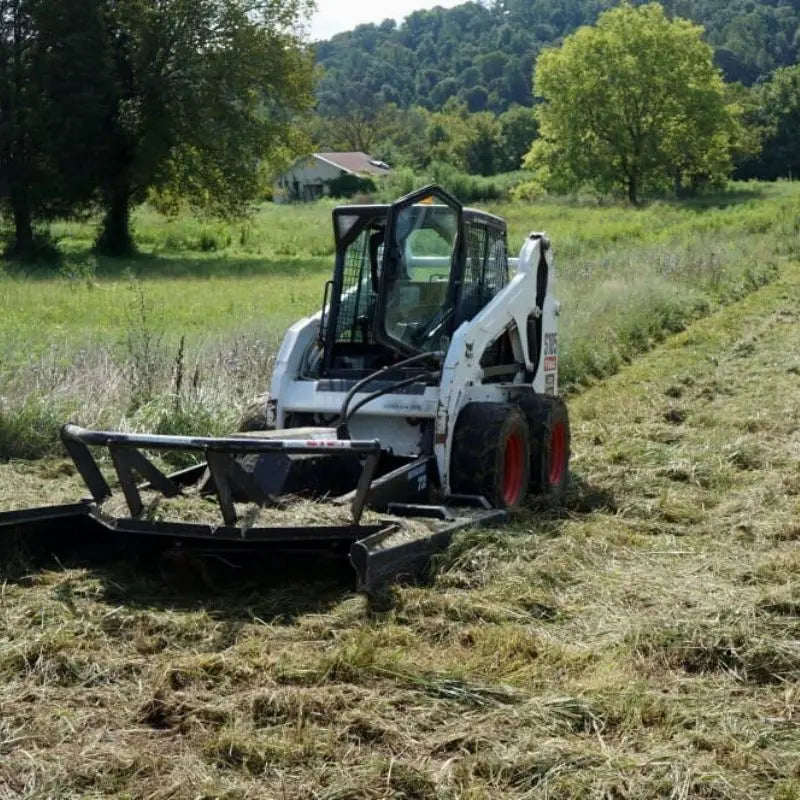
top-left (350, 508), bottom-right (507, 593)
top-left (61, 424), bottom-right (383, 526)
top-left (62, 424), bottom-right (381, 455)
top-left (91, 510), bottom-right (388, 543)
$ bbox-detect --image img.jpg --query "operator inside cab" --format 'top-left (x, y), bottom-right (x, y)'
top-left (382, 202), bottom-right (458, 352)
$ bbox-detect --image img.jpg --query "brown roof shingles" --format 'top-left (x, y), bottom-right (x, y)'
top-left (315, 152), bottom-right (391, 176)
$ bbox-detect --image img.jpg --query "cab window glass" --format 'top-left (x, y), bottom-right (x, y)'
top-left (384, 203), bottom-right (458, 350)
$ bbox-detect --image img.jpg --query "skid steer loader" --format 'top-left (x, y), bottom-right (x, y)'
top-left (0, 185), bottom-right (570, 593)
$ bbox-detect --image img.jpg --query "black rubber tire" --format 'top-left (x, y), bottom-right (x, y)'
top-left (450, 402), bottom-right (531, 509)
top-left (521, 395), bottom-right (571, 495)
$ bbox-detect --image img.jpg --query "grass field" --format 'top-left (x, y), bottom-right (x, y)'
top-left (1, 224), bottom-right (799, 797)
top-left (1, 181), bottom-right (798, 459)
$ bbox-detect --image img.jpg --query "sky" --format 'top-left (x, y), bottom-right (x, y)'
top-left (309, 0), bottom-right (466, 40)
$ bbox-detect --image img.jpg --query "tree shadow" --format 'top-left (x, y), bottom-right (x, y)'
top-left (91, 252), bottom-right (330, 281)
top-left (2, 249), bottom-right (329, 282)
top-left (655, 185), bottom-right (768, 213)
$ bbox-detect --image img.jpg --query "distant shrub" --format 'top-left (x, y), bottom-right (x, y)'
top-left (198, 231), bottom-right (219, 252)
top-left (162, 232), bottom-right (184, 250)
top-left (429, 162), bottom-right (503, 203)
top-left (383, 167), bottom-right (418, 199)
top-left (511, 179), bottom-right (547, 203)
top-left (380, 165), bottom-right (535, 204)
top-left (0, 399), bottom-right (63, 460)
top-left (328, 174), bottom-right (377, 198)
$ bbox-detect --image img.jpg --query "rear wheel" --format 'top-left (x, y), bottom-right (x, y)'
top-left (450, 403), bottom-right (531, 509)
top-left (524, 395), bottom-right (570, 495)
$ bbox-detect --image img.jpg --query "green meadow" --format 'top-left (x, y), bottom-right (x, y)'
top-left (0, 181), bottom-right (798, 458)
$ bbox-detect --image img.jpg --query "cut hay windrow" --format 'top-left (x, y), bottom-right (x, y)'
top-left (100, 487), bottom-right (435, 542)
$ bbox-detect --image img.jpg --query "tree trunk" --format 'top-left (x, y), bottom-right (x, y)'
top-left (8, 182), bottom-right (34, 257)
top-left (96, 183), bottom-right (135, 256)
top-left (627, 173), bottom-right (639, 205)
top-left (3, 2), bottom-right (35, 259)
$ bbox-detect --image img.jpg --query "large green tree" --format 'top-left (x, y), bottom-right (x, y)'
top-left (737, 65), bottom-right (800, 181)
top-left (0, 0), bottom-right (45, 256)
top-left (0, 0), bottom-right (108, 257)
top-left (524, 3), bottom-right (743, 202)
top-left (497, 104), bottom-right (538, 171)
top-left (96, 0), bottom-right (314, 255)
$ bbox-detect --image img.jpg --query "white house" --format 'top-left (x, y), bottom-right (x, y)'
top-left (274, 152), bottom-right (391, 202)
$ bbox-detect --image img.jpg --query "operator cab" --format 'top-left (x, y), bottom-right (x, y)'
top-left (314, 185), bottom-right (509, 380)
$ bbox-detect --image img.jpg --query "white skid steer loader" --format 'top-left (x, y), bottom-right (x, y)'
top-left (0, 185), bottom-right (570, 593)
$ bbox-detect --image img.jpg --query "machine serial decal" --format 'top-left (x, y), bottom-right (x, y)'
top-left (383, 402), bottom-right (427, 412)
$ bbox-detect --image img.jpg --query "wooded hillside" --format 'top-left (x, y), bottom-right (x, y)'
top-left (314, 0), bottom-right (800, 115)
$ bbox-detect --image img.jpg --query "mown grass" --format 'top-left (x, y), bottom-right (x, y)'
top-left (0, 181), bottom-right (798, 458)
top-left (1, 248), bottom-right (799, 798)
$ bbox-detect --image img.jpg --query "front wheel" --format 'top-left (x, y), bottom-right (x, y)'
top-left (450, 403), bottom-right (531, 509)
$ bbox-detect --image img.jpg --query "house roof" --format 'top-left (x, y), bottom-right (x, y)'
top-left (315, 152), bottom-right (391, 176)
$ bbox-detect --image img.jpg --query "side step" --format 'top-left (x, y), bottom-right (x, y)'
top-left (350, 499), bottom-right (507, 593)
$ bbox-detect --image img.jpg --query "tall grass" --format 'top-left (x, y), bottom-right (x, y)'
top-left (0, 181), bottom-right (798, 459)
top-left (495, 182), bottom-right (799, 387)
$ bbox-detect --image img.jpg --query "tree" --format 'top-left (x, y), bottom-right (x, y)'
top-left (737, 65), bottom-right (800, 180)
top-left (0, 0), bottom-right (108, 256)
top-left (369, 103), bottom-right (431, 169)
top-left (459, 111), bottom-right (502, 175)
top-left (425, 98), bottom-right (470, 169)
top-left (462, 84), bottom-right (489, 112)
top-left (430, 76), bottom-right (457, 107)
top-left (524, 3), bottom-right (743, 203)
top-left (0, 0), bottom-right (45, 256)
top-left (498, 104), bottom-right (538, 171)
top-left (316, 86), bottom-right (383, 153)
top-left (95, 0), bottom-right (314, 255)
top-left (314, 0), bottom-right (800, 120)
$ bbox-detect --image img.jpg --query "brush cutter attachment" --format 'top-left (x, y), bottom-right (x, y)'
top-left (0, 424), bottom-right (505, 593)
top-left (59, 424), bottom-right (381, 526)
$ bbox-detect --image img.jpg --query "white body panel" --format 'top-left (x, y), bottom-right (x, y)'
top-left (269, 233), bottom-right (560, 492)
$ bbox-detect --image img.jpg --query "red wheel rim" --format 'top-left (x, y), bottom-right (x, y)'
top-left (502, 432), bottom-right (525, 506)
top-left (548, 422), bottom-right (567, 487)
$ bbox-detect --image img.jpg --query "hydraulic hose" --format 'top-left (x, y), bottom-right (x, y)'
top-left (336, 350), bottom-right (443, 439)
top-left (345, 369), bottom-right (441, 421)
